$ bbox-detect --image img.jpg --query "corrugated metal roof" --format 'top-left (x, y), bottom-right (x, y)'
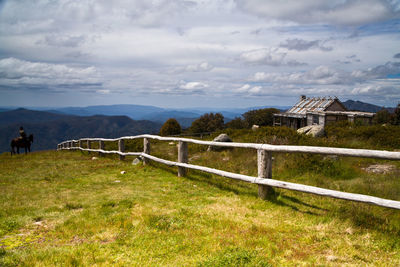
top-left (286, 97), bottom-right (337, 115)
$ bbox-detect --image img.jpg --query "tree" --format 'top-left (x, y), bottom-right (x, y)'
top-left (242, 108), bottom-right (280, 128)
top-left (159, 118), bottom-right (181, 136)
top-left (189, 113), bottom-right (224, 133)
top-left (374, 109), bottom-right (392, 124)
top-left (394, 103), bottom-right (400, 125)
top-left (225, 117), bottom-right (246, 129)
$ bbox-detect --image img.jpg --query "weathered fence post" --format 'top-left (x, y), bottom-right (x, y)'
top-left (79, 140), bottom-right (83, 149)
top-left (178, 141), bottom-right (188, 177)
top-left (257, 149), bottom-right (275, 199)
top-left (99, 140), bottom-right (104, 156)
top-left (87, 140), bottom-right (91, 154)
top-left (143, 138), bottom-right (150, 165)
top-left (118, 139), bottom-right (125, 160)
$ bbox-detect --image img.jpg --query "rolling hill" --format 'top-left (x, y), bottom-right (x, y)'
top-left (0, 109), bottom-right (161, 153)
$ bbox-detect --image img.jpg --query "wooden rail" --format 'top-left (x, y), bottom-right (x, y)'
top-left (58, 135), bottom-right (400, 210)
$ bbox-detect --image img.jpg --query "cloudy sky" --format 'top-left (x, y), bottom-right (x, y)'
top-left (0, 0), bottom-right (399, 108)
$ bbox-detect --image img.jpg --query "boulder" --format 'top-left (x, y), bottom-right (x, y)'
top-left (132, 157), bottom-right (142, 165)
top-left (252, 125), bottom-right (260, 131)
top-left (297, 125), bottom-right (324, 137)
top-left (207, 134), bottom-right (233, 151)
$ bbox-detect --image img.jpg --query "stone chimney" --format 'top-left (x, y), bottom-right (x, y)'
top-left (300, 95), bottom-right (306, 101)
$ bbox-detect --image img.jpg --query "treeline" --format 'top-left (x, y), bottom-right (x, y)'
top-left (374, 104), bottom-right (400, 125)
top-left (159, 108), bottom-right (279, 136)
top-left (159, 103), bottom-right (400, 137)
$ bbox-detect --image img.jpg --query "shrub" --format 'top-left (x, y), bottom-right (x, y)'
top-left (374, 109), bottom-right (393, 124)
top-left (242, 108), bottom-right (280, 128)
top-left (189, 113), bottom-right (224, 133)
top-left (159, 118), bottom-right (181, 136)
top-left (225, 117), bottom-right (246, 129)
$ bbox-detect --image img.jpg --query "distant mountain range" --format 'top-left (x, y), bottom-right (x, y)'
top-left (0, 108), bottom-right (161, 153)
top-left (342, 100), bottom-right (395, 113)
top-left (0, 100), bottom-right (394, 153)
top-left (0, 104), bottom-right (291, 128)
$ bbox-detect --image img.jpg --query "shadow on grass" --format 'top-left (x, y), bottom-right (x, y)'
top-left (132, 157), bottom-right (400, 240)
top-left (147, 161), bottom-right (327, 215)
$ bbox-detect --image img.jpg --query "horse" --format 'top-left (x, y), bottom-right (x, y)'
top-left (11, 134), bottom-right (34, 155)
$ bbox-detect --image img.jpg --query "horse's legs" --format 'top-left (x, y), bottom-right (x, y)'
top-left (17, 147), bottom-right (19, 154)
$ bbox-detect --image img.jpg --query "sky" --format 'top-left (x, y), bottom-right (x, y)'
top-left (0, 0), bottom-right (399, 108)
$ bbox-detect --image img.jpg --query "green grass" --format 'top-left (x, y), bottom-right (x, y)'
top-left (0, 148), bottom-right (400, 266)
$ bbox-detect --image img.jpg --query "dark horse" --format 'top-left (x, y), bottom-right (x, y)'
top-left (11, 134), bottom-right (34, 155)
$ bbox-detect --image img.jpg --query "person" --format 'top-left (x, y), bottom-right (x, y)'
top-left (19, 126), bottom-right (27, 140)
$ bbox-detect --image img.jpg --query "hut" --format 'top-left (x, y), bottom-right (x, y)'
top-left (273, 95), bottom-right (374, 130)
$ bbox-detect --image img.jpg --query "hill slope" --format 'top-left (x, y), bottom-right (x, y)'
top-left (0, 109), bottom-right (161, 152)
top-left (0, 151), bottom-right (399, 265)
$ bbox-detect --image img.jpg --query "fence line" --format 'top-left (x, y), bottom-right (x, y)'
top-left (58, 135), bottom-right (400, 210)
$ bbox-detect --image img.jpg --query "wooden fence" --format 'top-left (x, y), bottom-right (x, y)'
top-left (58, 134), bottom-right (400, 210)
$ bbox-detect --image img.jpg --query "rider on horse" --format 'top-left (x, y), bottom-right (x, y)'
top-left (19, 126), bottom-right (27, 141)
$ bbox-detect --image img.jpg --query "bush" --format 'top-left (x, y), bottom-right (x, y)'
top-left (374, 109), bottom-right (393, 124)
top-left (225, 117), bottom-right (246, 129)
top-left (159, 118), bottom-right (181, 136)
top-left (242, 108), bottom-right (280, 128)
top-left (325, 122), bottom-right (400, 149)
top-left (189, 113), bottom-right (224, 133)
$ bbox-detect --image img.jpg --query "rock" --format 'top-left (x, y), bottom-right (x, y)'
top-left (132, 158), bottom-right (142, 165)
top-left (297, 125), bottom-right (324, 137)
top-left (91, 157), bottom-right (98, 160)
top-left (120, 171), bottom-right (126, 174)
top-left (207, 134), bottom-right (233, 151)
top-left (252, 125), bottom-right (260, 131)
top-left (362, 164), bottom-right (396, 174)
top-left (326, 255), bottom-right (338, 262)
top-left (114, 180), bottom-right (121, 183)
top-left (168, 142), bottom-right (175, 145)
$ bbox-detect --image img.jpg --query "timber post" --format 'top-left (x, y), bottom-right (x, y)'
top-left (118, 139), bottom-right (125, 160)
top-left (257, 149), bottom-right (275, 199)
top-left (99, 140), bottom-right (104, 156)
top-left (87, 140), bottom-right (91, 154)
top-left (79, 140), bottom-right (83, 149)
top-left (178, 141), bottom-right (188, 177)
top-left (143, 138), bottom-right (150, 165)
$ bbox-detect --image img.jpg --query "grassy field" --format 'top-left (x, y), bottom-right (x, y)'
top-left (1, 145), bottom-right (400, 265)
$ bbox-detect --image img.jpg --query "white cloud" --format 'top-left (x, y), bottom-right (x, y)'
top-left (0, 57), bottom-right (101, 90)
top-left (185, 62), bottom-right (214, 72)
top-left (235, 0), bottom-right (400, 26)
top-left (351, 62), bottom-right (400, 80)
top-left (239, 48), bottom-right (286, 66)
top-left (252, 65), bottom-right (346, 85)
top-left (0, 0), bottom-right (399, 107)
top-left (239, 48), bottom-right (305, 66)
top-left (351, 84), bottom-right (400, 96)
top-left (179, 81), bottom-right (209, 90)
top-left (171, 62), bottom-right (214, 73)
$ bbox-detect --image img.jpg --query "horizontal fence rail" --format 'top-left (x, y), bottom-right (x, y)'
top-left (58, 134), bottom-right (400, 210)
